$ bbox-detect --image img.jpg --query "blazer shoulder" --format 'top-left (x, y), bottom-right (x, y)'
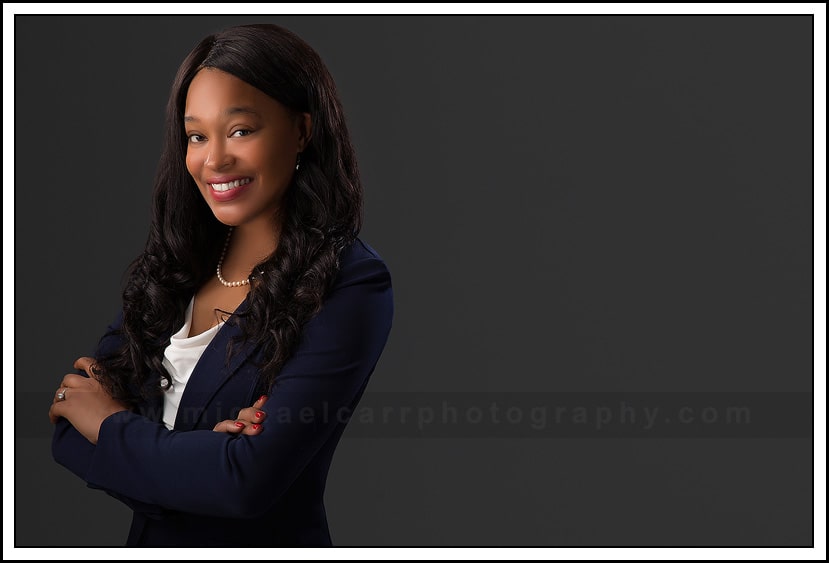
top-left (343, 237), bottom-right (388, 265)
top-left (332, 237), bottom-right (392, 290)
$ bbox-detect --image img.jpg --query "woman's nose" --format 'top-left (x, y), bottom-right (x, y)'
top-left (205, 142), bottom-right (234, 169)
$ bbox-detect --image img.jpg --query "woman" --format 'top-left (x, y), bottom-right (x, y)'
top-left (49, 23), bottom-right (393, 547)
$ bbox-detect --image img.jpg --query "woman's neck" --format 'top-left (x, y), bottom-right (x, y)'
top-left (219, 216), bottom-right (281, 280)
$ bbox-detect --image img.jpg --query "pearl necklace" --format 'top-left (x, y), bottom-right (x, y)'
top-left (216, 227), bottom-right (250, 287)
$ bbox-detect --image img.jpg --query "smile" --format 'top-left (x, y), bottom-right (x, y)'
top-left (208, 178), bottom-right (252, 192)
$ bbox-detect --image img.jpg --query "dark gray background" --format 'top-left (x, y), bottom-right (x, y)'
top-left (15, 15), bottom-right (813, 546)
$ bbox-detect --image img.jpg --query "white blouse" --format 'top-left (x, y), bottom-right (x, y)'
top-left (161, 296), bottom-right (225, 430)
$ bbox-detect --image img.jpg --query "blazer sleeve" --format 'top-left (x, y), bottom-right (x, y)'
top-left (81, 255), bottom-right (393, 519)
top-left (52, 309), bottom-right (168, 517)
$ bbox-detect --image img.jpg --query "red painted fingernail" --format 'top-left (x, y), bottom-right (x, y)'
top-left (234, 422), bottom-right (245, 428)
top-left (255, 411), bottom-right (264, 418)
top-left (252, 424), bottom-right (260, 430)
top-left (258, 395), bottom-right (268, 402)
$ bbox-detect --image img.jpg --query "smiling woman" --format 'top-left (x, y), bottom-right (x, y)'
top-left (184, 68), bottom-right (312, 229)
top-left (49, 23), bottom-right (393, 547)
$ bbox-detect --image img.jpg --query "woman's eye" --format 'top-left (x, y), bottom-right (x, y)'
top-left (232, 129), bottom-right (252, 137)
top-left (188, 134), bottom-right (205, 143)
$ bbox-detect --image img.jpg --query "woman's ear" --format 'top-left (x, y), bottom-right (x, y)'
top-left (297, 112), bottom-right (312, 151)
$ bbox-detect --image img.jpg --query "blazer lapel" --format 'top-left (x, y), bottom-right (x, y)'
top-left (173, 294), bottom-right (260, 430)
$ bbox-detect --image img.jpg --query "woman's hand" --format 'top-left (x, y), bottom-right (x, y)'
top-left (48, 357), bottom-right (130, 444)
top-left (213, 395), bottom-right (268, 436)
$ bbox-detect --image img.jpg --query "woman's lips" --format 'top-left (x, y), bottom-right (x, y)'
top-left (208, 178), bottom-right (252, 202)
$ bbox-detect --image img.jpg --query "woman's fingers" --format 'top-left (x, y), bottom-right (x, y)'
top-left (48, 362), bottom-right (109, 425)
top-left (59, 373), bottom-right (90, 389)
top-left (239, 421), bottom-right (264, 435)
top-left (233, 395), bottom-right (268, 429)
top-left (236, 405), bottom-right (267, 424)
top-left (212, 419), bottom-right (264, 435)
top-left (49, 376), bottom-right (76, 423)
top-left (73, 357), bottom-right (100, 379)
top-left (213, 419), bottom-right (245, 433)
top-left (212, 395), bottom-right (268, 434)
top-left (48, 401), bottom-right (63, 424)
top-left (51, 373), bottom-right (90, 408)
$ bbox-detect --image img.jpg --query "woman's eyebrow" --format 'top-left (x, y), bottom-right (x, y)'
top-left (184, 107), bottom-right (261, 123)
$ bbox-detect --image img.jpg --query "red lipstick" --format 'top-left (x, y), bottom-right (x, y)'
top-left (207, 177), bottom-right (252, 203)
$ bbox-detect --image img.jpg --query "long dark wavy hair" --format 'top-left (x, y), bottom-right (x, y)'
top-left (94, 24), bottom-right (363, 407)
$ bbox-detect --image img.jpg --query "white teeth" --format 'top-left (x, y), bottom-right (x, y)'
top-left (210, 178), bottom-right (251, 191)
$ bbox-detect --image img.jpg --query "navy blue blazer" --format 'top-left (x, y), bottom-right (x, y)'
top-left (52, 238), bottom-right (393, 546)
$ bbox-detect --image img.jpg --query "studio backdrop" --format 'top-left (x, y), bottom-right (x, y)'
top-left (15, 14), bottom-right (813, 546)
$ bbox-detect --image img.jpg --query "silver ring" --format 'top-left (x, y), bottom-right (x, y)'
top-left (56, 388), bottom-right (67, 401)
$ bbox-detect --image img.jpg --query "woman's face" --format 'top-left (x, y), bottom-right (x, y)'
top-left (184, 68), bottom-right (310, 228)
